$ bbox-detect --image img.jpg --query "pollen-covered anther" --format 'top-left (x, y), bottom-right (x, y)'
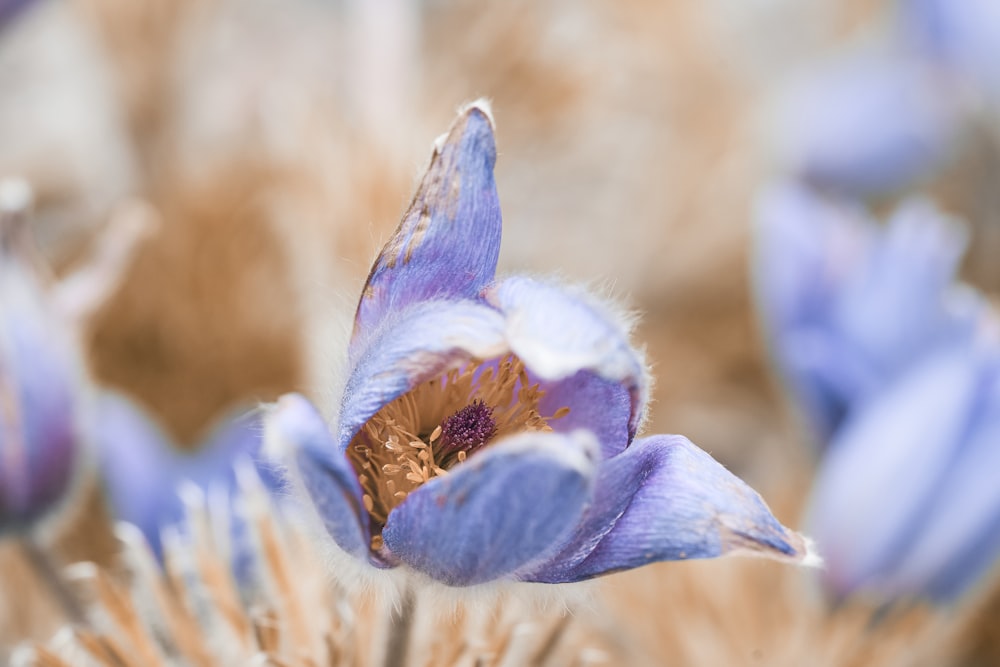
top-left (439, 399), bottom-right (496, 452)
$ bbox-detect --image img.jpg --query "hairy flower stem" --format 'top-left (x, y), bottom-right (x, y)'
top-left (383, 587), bottom-right (416, 667)
top-left (19, 535), bottom-right (87, 625)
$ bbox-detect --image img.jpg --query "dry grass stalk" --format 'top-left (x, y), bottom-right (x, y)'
top-left (14, 476), bottom-right (614, 667)
top-left (600, 551), bottom-right (984, 666)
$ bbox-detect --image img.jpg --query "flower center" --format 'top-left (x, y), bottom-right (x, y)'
top-left (347, 354), bottom-right (569, 545)
top-left (439, 399), bottom-right (495, 453)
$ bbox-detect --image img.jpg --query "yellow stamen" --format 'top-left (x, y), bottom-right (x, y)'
top-left (346, 355), bottom-right (570, 531)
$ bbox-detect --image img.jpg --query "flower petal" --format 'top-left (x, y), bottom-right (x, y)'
top-left (753, 181), bottom-right (874, 345)
top-left (0, 256), bottom-right (81, 528)
top-left (778, 325), bottom-right (881, 441)
top-left (901, 0), bottom-right (1000, 96)
top-left (535, 370), bottom-right (633, 459)
top-left (770, 53), bottom-right (956, 196)
top-left (266, 393), bottom-right (371, 560)
top-left (526, 435), bottom-right (811, 583)
top-left (97, 391), bottom-right (273, 557)
top-left (351, 103), bottom-right (501, 351)
top-left (485, 277), bottom-right (648, 443)
top-left (754, 183), bottom-right (984, 442)
top-left (883, 385), bottom-right (1000, 601)
top-left (808, 346), bottom-right (981, 600)
top-left (339, 299), bottom-right (507, 451)
top-left (832, 200), bottom-right (978, 378)
top-left (381, 430), bottom-right (598, 586)
top-left (95, 392), bottom-right (179, 555)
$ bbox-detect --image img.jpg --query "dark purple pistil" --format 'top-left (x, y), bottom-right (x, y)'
top-left (439, 399), bottom-right (496, 452)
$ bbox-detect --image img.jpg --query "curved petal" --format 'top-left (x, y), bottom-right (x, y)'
top-left (901, 0), bottom-right (1000, 95)
top-left (381, 430), bottom-right (598, 586)
top-left (808, 346), bottom-right (980, 599)
top-left (339, 299), bottom-right (507, 451)
top-left (94, 392), bottom-right (179, 555)
top-left (485, 277), bottom-right (648, 441)
top-left (351, 103), bottom-right (501, 352)
top-left (823, 352), bottom-right (1000, 602)
top-left (527, 435), bottom-right (811, 583)
top-left (0, 258), bottom-right (81, 528)
top-left (536, 370), bottom-right (632, 459)
top-left (266, 393), bottom-right (371, 560)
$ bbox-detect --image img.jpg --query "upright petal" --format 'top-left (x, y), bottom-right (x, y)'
top-left (339, 299), bottom-right (507, 451)
top-left (753, 181), bottom-right (874, 341)
top-left (266, 393), bottom-right (371, 560)
top-left (901, 0), bottom-right (1000, 97)
top-left (94, 392), bottom-right (178, 554)
top-left (0, 248), bottom-right (81, 529)
top-left (877, 378), bottom-right (1000, 601)
top-left (381, 430), bottom-right (597, 586)
top-left (352, 103), bottom-right (501, 351)
top-left (808, 346), bottom-right (981, 599)
top-left (832, 200), bottom-right (976, 378)
top-left (527, 435), bottom-right (811, 583)
top-left (485, 277), bottom-right (648, 443)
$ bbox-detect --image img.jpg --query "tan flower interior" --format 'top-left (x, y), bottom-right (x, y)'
top-left (347, 354), bottom-right (570, 548)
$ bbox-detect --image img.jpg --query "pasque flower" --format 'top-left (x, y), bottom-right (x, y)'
top-left (753, 181), bottom-right (982, 444)
top-left (266, 103), bottom-right (813, 587)
top-left (769, 52), bottom-right (957, 198)
top-left (0, 184), bottom-right (81, 531)
top-left (756, 179), bottom-right (1000, 602)
top-left (809, 341), bottom-right (1000, 602)
top-left (95, 390), bottom-right (279, 558)
top-left (900, 0), bottom-right (1000, 99)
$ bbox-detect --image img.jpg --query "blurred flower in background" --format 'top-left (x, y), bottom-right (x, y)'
top-left (95, 390), bottom-right (279, 561)
top-left (755, 180), bottom-right (1000, 603)
top-left (0, 180), bottom-right (82, 533)
top-left (755, 1), bottom-right (1000, 610)
top-left (754, 182), bottom-right (983, 443)
top-left (899, 0), bottom-right (1000, 100)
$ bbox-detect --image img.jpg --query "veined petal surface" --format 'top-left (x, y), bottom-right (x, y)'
top-left (381, 430), bottom-right (597, 586)
top-left (527, 435), bottom-right (810, 583)
top-left (352, 104), bottom-right (501, 352)
top-left (267, 393), bottom-right (371, 559)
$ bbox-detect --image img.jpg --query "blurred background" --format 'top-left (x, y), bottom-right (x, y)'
top-left (2, 0), bottom-right (1000, 664)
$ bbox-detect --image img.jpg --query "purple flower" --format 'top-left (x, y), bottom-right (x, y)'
top-left (769, 52), bottom-right (958, 197)
top-left (0, 0), bottom-right (36, 31)
top-left (95, 391), bottom-right (280, 558)
top-left (756, 179), bottom-right (1000, 602)
top-left (754, 181), bottom-right (982, 443)
top-left (900, 0), bottom-right (1000, 98)
top-left (809, 341), bottom-right (1000, 602)
top-left (266, 103), bottom-right (813, 587)
top-left (0, 196), bottom-right (81, 531)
